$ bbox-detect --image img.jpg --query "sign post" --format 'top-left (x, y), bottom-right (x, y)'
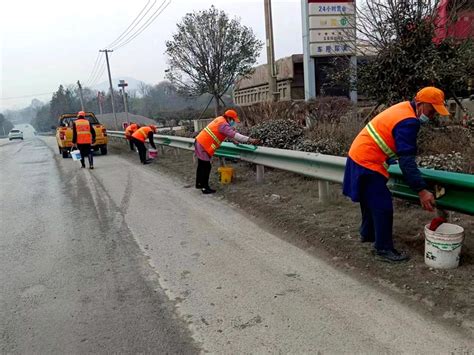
top-left (302, 0), bottom-right (357, 102)
top-left (118, 80), bottom-right (130, 125)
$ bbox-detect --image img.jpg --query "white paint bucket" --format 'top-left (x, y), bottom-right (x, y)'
top-left (70, 149), bottom-right (82, 161)
top-left (424, 223), bottom-right (464, 269)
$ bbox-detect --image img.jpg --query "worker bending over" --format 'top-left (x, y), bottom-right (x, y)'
top-left (343, 87), bottom-right (449, 262)
top-left (125, 122), bottom-right (140, 151)
top-left (195, 109), bottom-right (260, 194)
top-left (131, 124), bottom-right (157, 164)
top-left (72, 111), bottom-right (96, 169)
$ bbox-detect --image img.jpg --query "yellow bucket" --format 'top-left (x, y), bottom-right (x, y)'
top-left (217, 166), bottom-right (234, 184)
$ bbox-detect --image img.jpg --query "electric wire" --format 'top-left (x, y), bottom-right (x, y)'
top-left (84, 52), bottom-right (101, 87)
top-left (111, 0), bottom-right (171, 51)
top-left (106, 0), bottom-right (155, 49)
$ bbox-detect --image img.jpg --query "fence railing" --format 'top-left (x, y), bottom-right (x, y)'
top-left (107, 131), bottom-right (474, 215)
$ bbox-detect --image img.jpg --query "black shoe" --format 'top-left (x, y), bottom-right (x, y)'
top-left (89, 166), bottom-right (94, 170)
top-left (374, 249), bottom-right (410, 263)
top-left (360, 235), bottom-right (375, 243)
top-left (142, 161), bottom-right (151, 165)
top-left (202, 187), bottom-right (216, 194)
top-left (195, 183), bottom-right (203, 189)
top-left (81, 165), bottom-right (86, 168)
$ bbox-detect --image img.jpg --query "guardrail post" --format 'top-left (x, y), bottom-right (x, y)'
top-left (219, 157), bottom-right (225, 166)
top-left (256, 165), bottom-right (265, 184)
top-left (174, 147), bottom-right (180, 157)
top-left (318, 180), bottom-right (330, 203)
top-left (160, 145), bottom-right (165, 155)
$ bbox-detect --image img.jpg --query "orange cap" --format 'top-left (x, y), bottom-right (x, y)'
top-left (149, 124), bottom-right (157, 132)
top-left (415, 87), bottom-right (449, 116)
top-left (77, 111), bottom-right (86, 117)
top-left (224, 109), bottom-right (240, 123)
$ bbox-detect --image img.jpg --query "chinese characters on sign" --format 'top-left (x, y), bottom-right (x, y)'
top-left (308, 1), bottom-right (356, 57)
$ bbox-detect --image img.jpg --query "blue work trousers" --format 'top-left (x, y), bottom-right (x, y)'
top-left (359, 173), bottom-right (394, 251)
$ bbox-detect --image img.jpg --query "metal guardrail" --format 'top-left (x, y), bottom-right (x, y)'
top-left (108, 131), bottom-right (474, 215)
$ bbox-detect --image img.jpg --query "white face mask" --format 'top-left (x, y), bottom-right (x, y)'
top-left (419, 113), bottom-right (430, 124)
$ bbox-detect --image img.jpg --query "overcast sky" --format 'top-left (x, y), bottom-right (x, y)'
top-left (0, 0), bottom-right (302, 111)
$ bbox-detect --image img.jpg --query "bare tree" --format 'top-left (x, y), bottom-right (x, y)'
top-left (165, 6), bottom-right (263, 115)
top-left (137, 81), bottom-right (151, 97)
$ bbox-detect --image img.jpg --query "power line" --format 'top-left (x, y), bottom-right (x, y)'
top-left (112, 0), bottom-right (170, 51)
top-left (89, 60), bottom-right (105, 87)
top-left (111, 0), bottom-right (171, 51)
top-left (88, 57), bottom-right (108, 88)
top-left (85, 1), bottom-right (156, 88)
top-left (85, 52), bottom-right (101, 86)
top-left (0, 92), bottom-right (55, 100)
top-left (106, 0), bottom-right (155, 49)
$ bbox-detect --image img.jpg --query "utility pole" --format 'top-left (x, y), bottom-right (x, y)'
top-left (301, 0), bottom-right (316, 127)
top-left (118, 80), bottom-right (130, 125)
top-left (99, 49), bottom-right (118, 130)
top-left (77, 80), bottom-right (85, 111)
top-left (97, 92), bottom-right (102, 114)
top-left (264, 0), bottom-right (279, 102)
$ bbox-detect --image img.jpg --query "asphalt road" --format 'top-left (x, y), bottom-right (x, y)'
top-left (0, 137), bottom-right (198, 354)
top-left (1, 136), bottom-right (473, 353)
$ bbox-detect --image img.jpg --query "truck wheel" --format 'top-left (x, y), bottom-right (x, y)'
top-left (100, 146), bottom-right (108, 155)
top-left (62, 149), bottom-right (69, 159)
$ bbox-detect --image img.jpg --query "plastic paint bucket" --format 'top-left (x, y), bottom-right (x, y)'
top-left (217, 166), bottom-right (234, 184)
top-left (71, 150), bottom-right (82, 161)
top-left (148, 149), bottom-right (158, 159)
top-left (424, 223), bottom-right (464, 269)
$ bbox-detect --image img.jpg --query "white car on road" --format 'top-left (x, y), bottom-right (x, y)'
top-left (8, 129), bottom-right (24, 141)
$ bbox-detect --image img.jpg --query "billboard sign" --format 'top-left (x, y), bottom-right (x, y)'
top-left (308, 0), bottom-right (356, 57)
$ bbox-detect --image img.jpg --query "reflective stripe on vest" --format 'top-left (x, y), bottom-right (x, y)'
top-left (366, 122), bottom-right (398, 160)
top-left (348, 101), bottom-right (416, 178)
top-left (204, 126), bottom-right (222, 146)
top-left (195, 117), bottom-right (228, 157)
top-left (76, 119), bottom-right (92, 144)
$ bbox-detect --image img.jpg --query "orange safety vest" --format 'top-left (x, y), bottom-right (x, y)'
top-left (195, 116), bottom-right (228, 157)
top-left (348, 101), bottom-right (417, 178)
top-left (75, 118), bottom-right (92, 144)
top-left (132, 126), bottom-right (153, 142)
top-left (125, 123), bottom-right (138, 139)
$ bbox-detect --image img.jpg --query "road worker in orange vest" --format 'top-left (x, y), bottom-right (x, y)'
top-left (343, 87), bottom-right (450, 262)
top-left (125, 122), bottom-right (140, 151)
top-left (194, 109), bottom-right (260, 194)
top-left (131, 124), bottom-right (157, 164)
top-left (72, 111), bottom-right (96, 169)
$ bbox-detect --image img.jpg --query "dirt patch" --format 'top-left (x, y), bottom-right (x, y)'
top-left (110, 141), bottom-right (474, 335)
